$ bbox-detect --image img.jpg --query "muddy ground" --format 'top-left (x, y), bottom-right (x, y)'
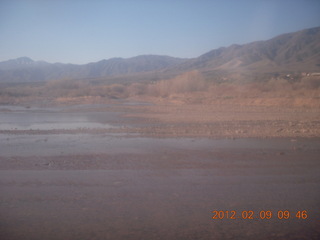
top-left (0, 102), bottom-right (320, 240)
top-left (1, 102), bottom-right (320, 138)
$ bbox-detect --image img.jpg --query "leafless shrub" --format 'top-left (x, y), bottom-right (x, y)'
top-left (89, 85), bottom-right (110, 97)
top-left (107, 84), bottom-right (128, 99)
top-left (44, 79), bottom-right (90, 97)
top-left (147, 70), bottom-right (207, 97)
top-left (127, 83), bottom-right (147, 96)
top-left (46, 79), bottom-right (83, 90)
top-left (298, 76), bottom-right (320, 89)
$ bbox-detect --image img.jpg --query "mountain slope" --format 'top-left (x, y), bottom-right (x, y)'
top-left (82, 55), bottom-right (185, 78)
top-left (171, 26), bottom-right (320, 79)
top-left (0, 55), bottom-right (186, 83)
top-left (0, 57), bottom-right (51, 70)
top-left (1, 26), bottom-right (319, 83)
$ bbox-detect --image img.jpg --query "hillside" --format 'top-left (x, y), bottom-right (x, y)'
top-left (0, 26), bottom-right (319, 84)
top-left (169, 27), bottom-right (320, 81)
top-left (0, 55), bottom-right (186, 83)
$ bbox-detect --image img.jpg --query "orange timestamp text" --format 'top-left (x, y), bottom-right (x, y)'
top-left (211, 210), bottom-right (308, 220)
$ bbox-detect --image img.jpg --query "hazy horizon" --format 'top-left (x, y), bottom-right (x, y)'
top-left (1, 0), bottom-right (320, 64)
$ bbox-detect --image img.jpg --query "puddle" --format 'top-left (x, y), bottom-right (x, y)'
top-left (0, 106), bottom-right (116, 130)
top-left (0, 121), bottom-right (113, 130)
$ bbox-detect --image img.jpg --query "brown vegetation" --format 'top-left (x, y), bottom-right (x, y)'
top-left (146, 70), bottom-right (206, 97)
top-left (0, 71), bottom-right (319, 107)
top-left (1, 73), bottom-right (319, 138)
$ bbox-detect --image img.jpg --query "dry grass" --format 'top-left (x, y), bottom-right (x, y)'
top-left (146, 70), bottom-right (207, 97)
top-left (0, 73), bottom-right (319, 107)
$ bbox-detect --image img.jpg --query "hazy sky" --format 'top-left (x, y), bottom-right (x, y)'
top-left (1, 0), bottom-right (319, 64)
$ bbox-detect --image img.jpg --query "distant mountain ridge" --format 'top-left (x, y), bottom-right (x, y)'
top-left (171, 27), bottom-right (320, 76)
top-left (83, 55), bottom-right (186, 78)
top-left (0, 55), bottom-right (186, 82)
top-left (0, 57), bottom-right (50, 70)
top-left (0, 26), bottom-right (319, 83)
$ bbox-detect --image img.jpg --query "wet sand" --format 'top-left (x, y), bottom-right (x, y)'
top-left (0, 104), bottom-right (320, 239)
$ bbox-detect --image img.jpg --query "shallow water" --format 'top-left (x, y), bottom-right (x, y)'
top-left (0, 105), bottom-right (320, 240)
top-left (0, 106), bottom-right (117, 131)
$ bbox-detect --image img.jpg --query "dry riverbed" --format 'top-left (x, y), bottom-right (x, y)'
top-left (1, 102), bottom-right (320, 138)
top-left (0, 102), bottom-right (320, 240)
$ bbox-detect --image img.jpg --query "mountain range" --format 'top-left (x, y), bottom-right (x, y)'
top-left (0, 55), bottom-right (186, 83)
top-left (0, 26), bottom-right (319, 83)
